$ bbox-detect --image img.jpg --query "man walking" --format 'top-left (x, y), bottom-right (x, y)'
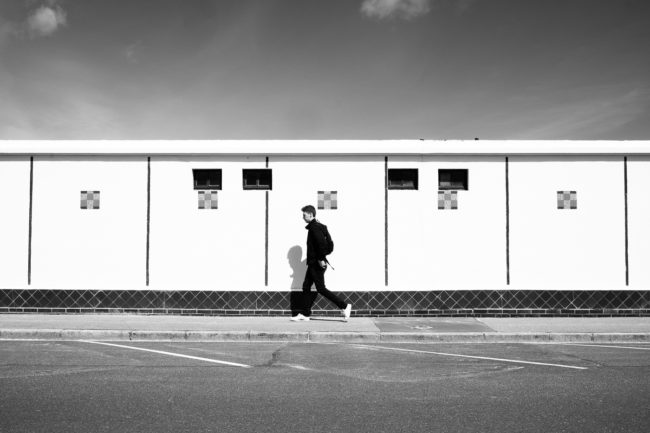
top-left (291, 205), bottom-right (352, 322)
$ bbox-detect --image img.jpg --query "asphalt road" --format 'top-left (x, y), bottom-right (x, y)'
top-left (1, 341), bottom-right (649, 433)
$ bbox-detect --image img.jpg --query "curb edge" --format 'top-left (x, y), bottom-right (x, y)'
top-left (1, 329), bottom-right (649, 343)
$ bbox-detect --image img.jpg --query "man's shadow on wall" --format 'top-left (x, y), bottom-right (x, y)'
top-left (287, 245), bottom-right (316, 316)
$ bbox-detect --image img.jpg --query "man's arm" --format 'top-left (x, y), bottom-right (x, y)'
top-left (311, 224), bottom-right (328, 263)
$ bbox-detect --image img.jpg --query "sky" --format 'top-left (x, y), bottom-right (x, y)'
top-left (0, 0), bottom-right (649, 140)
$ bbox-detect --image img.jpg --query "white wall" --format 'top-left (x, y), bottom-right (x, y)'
top-left (627, 156), bottom-right (650, 287)
top-left (509, 156), bottom-right (626, 288)
top-left (388, 156), bottom-right (507, 289)
top-left (268, 156), bottom-right (385, 291)
top-left (31, 157), bottom-right (147, 289)
top-left (0, 157), bottom-right (30, 287)
top-left (149, 157), bottom-right (267, 289)
top-left (3, 151), bottom-right (647, 292)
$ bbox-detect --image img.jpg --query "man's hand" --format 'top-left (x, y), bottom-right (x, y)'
top-left (319, 260), bottom-right (327, 269)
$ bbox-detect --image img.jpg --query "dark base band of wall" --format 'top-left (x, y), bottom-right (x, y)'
top-left (1, 289), bottom-right (648, 316)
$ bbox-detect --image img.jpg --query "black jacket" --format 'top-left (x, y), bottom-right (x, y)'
top-left (305, 220), bottom-right (328, 265)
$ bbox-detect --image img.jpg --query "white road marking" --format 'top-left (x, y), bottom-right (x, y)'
top-left (278, 363), bottom-right (313, 371)
top-left (351, 344), bottom-right (588, 370)
top-left (0, 367), bottom-right (123, 380)
top-left (547, 343), bottom-right (650, 351)
top-left (80, 340), bottom-right (251, 368)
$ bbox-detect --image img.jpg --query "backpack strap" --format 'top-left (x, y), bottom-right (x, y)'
top-left (324, 257), bottom-right (335, 271)
top-left (315, 220), bottom-right (335, 270)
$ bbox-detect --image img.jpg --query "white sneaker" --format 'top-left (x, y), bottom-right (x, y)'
top-left (290, 313), bottom-right (310, 322)
top-left (342, 304), bottom-right (352, 321)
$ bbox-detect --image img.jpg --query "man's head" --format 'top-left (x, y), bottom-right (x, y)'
top-left (301, 205), bottom-right (316, 223)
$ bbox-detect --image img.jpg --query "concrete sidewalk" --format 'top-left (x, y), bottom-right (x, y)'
top-left (1, 314), bottom-right (649, 343)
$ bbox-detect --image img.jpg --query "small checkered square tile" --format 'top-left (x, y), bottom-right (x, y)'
top-left (438, 190), bottom-right (458, 210)
top-left (318, 191), bottom-right (338, 210)
top-left (198, 190), bottom-right (218, 209)
top-left (80, 191), bottom-right (100, 209)
top-left (557, 191), bottom-right (577, 209)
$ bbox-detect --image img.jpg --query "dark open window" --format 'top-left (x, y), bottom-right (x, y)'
top-left (388, 168), bottom-right (418, 190)
top-left (243, 169), bottom-right (272, 190)
top-left (438, 169), bottom-right (468, 190)
top-left (193, 169), bottom-right (222, 190)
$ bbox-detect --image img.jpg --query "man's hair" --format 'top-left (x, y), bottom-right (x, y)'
top-left (301, 205), bottom-right (316, 217)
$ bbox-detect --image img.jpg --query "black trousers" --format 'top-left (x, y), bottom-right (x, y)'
top-left (301, 263), bottom-right (347, 316)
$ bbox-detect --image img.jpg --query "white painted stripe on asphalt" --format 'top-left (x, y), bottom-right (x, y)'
top-left (80, 340), bottom-right (251, 368)
top-left (548, 343), bottom-right (650, 351)
top-left (279, 363), bottom-right (313, 371)
top-left (351, 344), bottom-right (588, 370)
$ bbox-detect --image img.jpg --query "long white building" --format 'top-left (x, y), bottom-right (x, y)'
top-left (1, 140), bottom-right (648, 316)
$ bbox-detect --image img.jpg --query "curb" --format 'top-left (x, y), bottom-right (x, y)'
top-left (1, 329), bottom-right (649, 343)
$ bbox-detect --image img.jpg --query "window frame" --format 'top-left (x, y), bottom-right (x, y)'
top-left (193, 169), bottom-right (222, 190)
top-left (242, 168), bottom-right (272, 190)
top-left (438, 168), bottom-right (468, 191)
top-left (387, 168), bottom-right (419, 190)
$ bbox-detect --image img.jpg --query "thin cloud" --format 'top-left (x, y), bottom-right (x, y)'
top-left (26, 1), bottom-right (67, 38)
top-left (0, 57), bottom-right (122, 139)
top-left (125, 41), bottom-right (143, 64)
top-left (360, 0), bottom-right (431, 20)
top-left (454, 0), bottom-right (480, 14)
top-left (0, 17), bottom-right (19, 47)
top-left (508, 87), bottom-right (650, 139)
top-left (360, 0), bottom-right (479, 20)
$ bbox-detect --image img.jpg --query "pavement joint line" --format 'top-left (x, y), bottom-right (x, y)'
top-left (349, 344), bottom-right (589, 370)
top-left (79, 340), bottom-right (252, 368)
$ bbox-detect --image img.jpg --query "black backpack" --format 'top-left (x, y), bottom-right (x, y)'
top-left (318, 222), bottom-right (334, 256)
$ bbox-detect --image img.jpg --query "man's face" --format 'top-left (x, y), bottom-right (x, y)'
top-left (302, 211), bottom-right (313, 223)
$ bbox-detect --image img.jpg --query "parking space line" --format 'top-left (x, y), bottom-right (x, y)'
top-left (351, 344), bottom-right (588, 370)
top-left (278, 363), bottom-right (313, 371)
top-left (548, 343), bottom-right (650, 351)
top-left (80, 341), bottom-right (251, 368)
